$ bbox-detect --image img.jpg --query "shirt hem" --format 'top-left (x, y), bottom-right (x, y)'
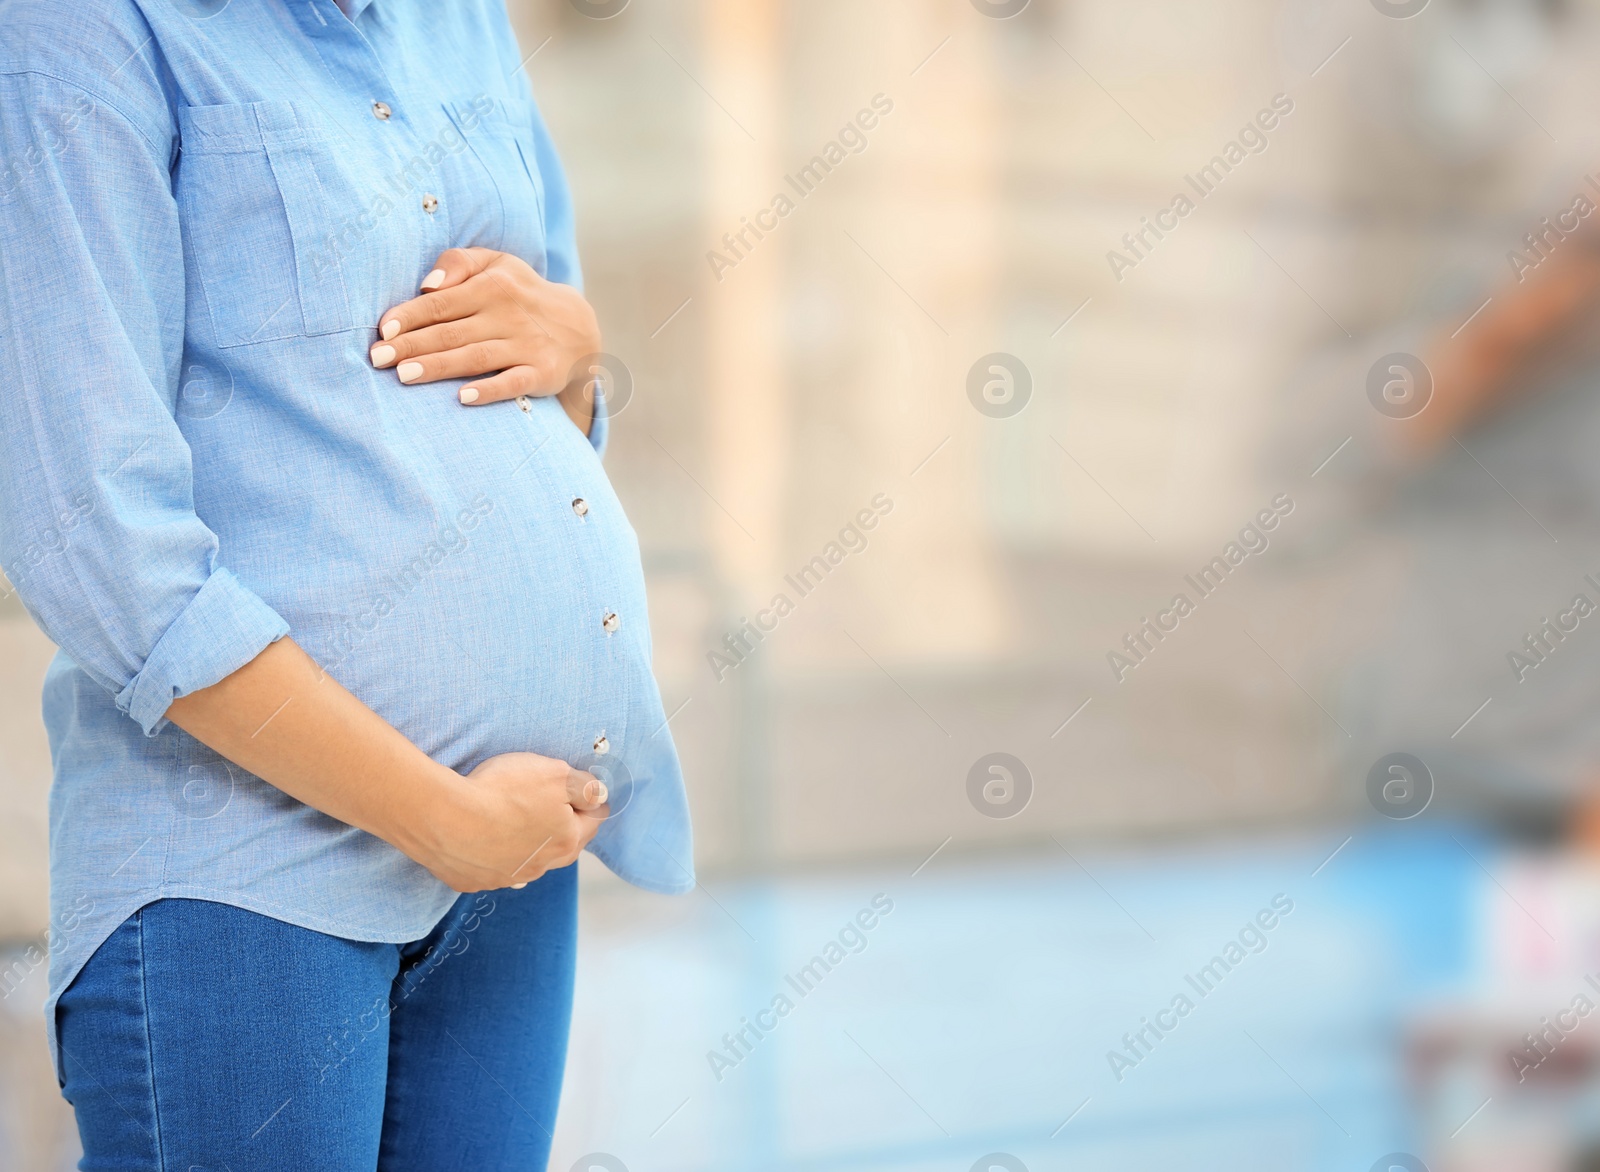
top-left (587, 842), bottom-right (695, 896)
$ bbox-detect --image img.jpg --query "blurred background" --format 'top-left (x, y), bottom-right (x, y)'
top-left (12, 0), bottom-right (1600, 1167)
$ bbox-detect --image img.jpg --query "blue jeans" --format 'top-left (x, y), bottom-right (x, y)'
top-left (56, 865), bottom-right (577, 1171)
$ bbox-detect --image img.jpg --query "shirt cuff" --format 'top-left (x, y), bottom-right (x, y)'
top-left (115, 567), bottom-right (290, 737)
top-left (587, 377), bottom-right (610, 459)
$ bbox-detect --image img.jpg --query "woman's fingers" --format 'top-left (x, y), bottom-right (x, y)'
top-left (417, 247), bottom-right (502, 295)
top-left (457, 366), bottom-right (554, 406)
top-left (377, 256), bottom-right (504, 341)
top-left (380, 340), bottom-right (521, 386)
top-left (566, 767), bottom-right (608, 812)
top-left (509, 802), bottom-right (607, 888)
top-left (378, 284), bottom-right (478, 342)
top-left (370, 313), bottom-right (501, 369)
top-left (370, 319), bottom-right (560, 403)
top-left (371, 323), bottom-right (565, 403)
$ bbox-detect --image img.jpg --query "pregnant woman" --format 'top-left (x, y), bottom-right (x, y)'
top-left (0, 1), bottom-right (692, 1168)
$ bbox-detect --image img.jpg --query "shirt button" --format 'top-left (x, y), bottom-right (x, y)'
top-left (602, 611), bottom-right (620, 634)
top-left (516, 396), bottom-right (531, 413)
top-left (421, 193), bottom-right (439, 214)
top-left (572, 497), bottom-right (589, 518)
top-left (593, 734), bottom-right (609, 756)
top-left (371, 100), bottom-right (392, 121)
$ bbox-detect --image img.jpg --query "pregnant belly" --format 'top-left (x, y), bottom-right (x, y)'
top-left (228, 403), bottom-right (648, 774)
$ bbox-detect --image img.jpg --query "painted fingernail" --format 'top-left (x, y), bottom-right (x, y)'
top-left (459, 386), bottom-right (480, 404)
top-left (369, 344), bottom-right (395, 367)
top-left (512, 882), bottom-right (527, 890)
top-left (380, 319), bottom-right (401, 341)
top-left (420, 269), bottom-right (446, 291)
top-left (397, 361), bottom-right (424, 383)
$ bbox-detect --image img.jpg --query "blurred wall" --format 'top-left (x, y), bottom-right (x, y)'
top-left (0, 591), bottom-right (52, 940)
top-left (502, 0), bottom-right (1438, 875)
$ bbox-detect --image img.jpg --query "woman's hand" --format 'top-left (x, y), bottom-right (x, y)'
top-left (369, 247), bottom-right (603, 430)
top-left (415, 751), bottom-right (610, 893)
top-left (166, 638), bottom-right (608, 897)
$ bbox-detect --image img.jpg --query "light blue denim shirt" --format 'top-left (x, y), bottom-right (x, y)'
top-left (0, 0), bottom-right (694, 1073)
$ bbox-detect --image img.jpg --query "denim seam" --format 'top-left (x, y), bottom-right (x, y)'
top-left (135, 911), bottom-right (167, 1172)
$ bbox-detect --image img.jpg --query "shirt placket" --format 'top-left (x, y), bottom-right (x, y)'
top-left (294, 0), bottom-right (451, 268)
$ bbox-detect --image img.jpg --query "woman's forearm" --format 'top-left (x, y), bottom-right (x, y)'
top-left (164, 637), bottom-right (607, 892)
top-left (165, 637), bottom-right (455, 863)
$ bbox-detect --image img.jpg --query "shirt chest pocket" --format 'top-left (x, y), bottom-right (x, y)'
top-left (175, 102), bottom-right (362, 347)
top-left (445, 97), bottom-right (549, 276)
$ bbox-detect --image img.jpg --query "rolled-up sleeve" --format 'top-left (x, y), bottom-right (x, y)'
top-left (0, 68), bottom-right (288, 736)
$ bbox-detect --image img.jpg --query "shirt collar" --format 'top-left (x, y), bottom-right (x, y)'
top-left (339, 0), bottom-right (377, 19)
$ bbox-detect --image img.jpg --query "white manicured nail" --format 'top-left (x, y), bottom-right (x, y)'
top-left (420, 269), bottom-right (446, 291)
top-left (381, 319), bottom-right (401, 341)
top-left (397, 361), bottom-right (424, 383)
top-left (512, 882), bottom-right (527, 890)
top-left (370, 344), bottom-right (395, 367)
top-left (459, 386), bottom-right (480, 404)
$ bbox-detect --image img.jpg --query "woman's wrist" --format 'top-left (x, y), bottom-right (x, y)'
top-left (380, 758), bottom-right (473, 870)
